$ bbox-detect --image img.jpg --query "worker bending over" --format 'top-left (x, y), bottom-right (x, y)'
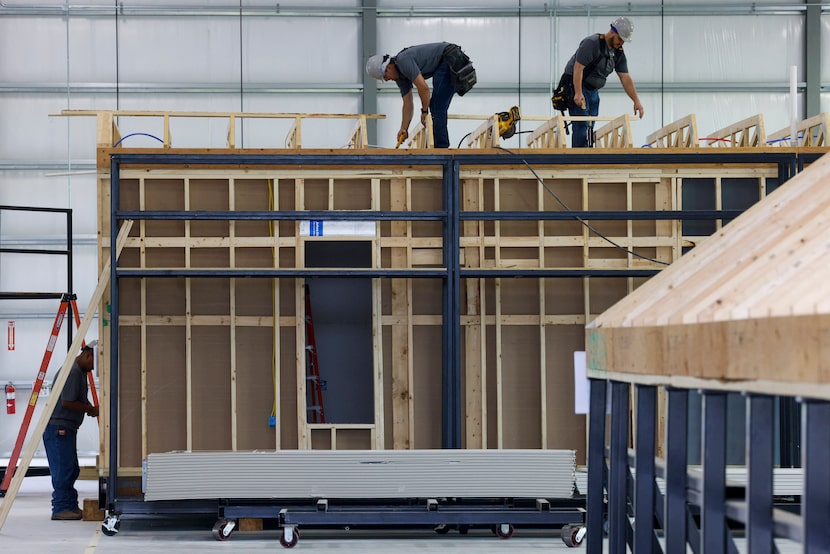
top-left (366, 42), bottom-right (476, 148)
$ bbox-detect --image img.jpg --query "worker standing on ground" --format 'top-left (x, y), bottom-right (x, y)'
top-left (42, 345), bottom-right (98, 520)
top-left (561, 17), bottom-right (644, 147)
top-left (366, 42), bottom-right (476, 148)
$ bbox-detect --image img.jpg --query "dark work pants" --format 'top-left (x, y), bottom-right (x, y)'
top-left (568, 87), bottom-right (600, 147)
top-left (429, 62), bottom-right (456, 148)
top-left (43, 423), bottom-right (80, 514)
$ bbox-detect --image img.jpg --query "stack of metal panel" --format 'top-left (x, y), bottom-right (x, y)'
top-left (144, 449), bottom-right (576, 501)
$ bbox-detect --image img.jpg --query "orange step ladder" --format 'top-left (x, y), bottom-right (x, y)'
top-left (304, 284), bottom-right (325, 424)
top-left (0, 293), bottom-right (98, 495)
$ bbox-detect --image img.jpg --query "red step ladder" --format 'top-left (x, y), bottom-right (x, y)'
top-left (304, 284), bottom-right (325, 424)
top-left (0, 293), bottom-right (98, 494)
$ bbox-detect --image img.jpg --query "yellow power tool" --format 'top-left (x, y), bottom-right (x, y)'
top-left (497, 106), bottom-right (521, 139)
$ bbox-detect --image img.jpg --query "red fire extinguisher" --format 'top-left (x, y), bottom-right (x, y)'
top-left (5, 383), bottom-right (15, 415)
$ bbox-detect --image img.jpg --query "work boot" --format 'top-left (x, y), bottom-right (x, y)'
top-left (52, 510), bottom-right (83, 520)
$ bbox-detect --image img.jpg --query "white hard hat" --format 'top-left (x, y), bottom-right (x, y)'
top-left (610, 16), bottom-right (633, 42)
top-left (366, 54), bottom-right (390, 80)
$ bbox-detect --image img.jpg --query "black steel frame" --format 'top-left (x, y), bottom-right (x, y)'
top-left (0, 205), bottom-right (76, 351)
top-left (104, 150), bottom-right (821, 533)
top-left (587, 379), bottom-right (829, 553)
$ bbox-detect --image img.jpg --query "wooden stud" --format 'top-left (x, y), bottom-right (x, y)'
top-left (184, 177), bottom-right (193, 452)
top-left (229, 178), bottom-right (238, 451)
top-left (463, 177), bottom-right (484, 449)
top-left (390, 176), bottom-right (411, 449)
top-left (272, 179), bottom-right (281, 450)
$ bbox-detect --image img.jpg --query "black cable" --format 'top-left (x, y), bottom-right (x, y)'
top-left (457, 132), bottom-right (473, 148)
top-left (495, 145), bottom-right (670, 266)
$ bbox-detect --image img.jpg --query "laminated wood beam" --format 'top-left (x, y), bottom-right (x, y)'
top-left (587, 152), bottom-right (830, 394)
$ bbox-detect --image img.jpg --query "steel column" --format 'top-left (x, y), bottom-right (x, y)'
top-left (805, 1), bottom-right (821, 117)
top-left (586, 378), bottom-right (608, 554)
top-left (746, 393), bottom-right (774, 554)
top-left (441, 159), bottom-right (461, 448)
top-left (634, 385), bottom-right (658, 553)
top-left (608, 381), bottom-right (629, 554)
top-left (361, 0), bottom-right (378, 144)
top-left (801, 399), bottom-right (830, 553)
top-left (664, 388), bottom-right (688, 552)
top-left (107, 160), bottom-right (122, 511)
top-left (701, 390), bottom-right (727, 554)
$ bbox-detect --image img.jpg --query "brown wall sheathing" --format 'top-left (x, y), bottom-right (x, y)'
top-left (412, 325), bottom-right (443, 449)
top-left (191, 326), bottom-right (232, 451)
top-left (117, 326), bottom-right (143, 468)
top-left (545, 325), bottom-right (588, 464)
top-left (235, 326), bottom-right (277, 450)
top-left (500, 325), bottom-right (542, 449)
top-left (145, 325), bottom-right (187, 455)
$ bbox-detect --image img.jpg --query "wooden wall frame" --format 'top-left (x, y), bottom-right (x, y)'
top-left (91, 148), bottom-right (820, 479)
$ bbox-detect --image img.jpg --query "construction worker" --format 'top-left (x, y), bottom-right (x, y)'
top-left (562, 17), bottom-right (644, 147)
top-left (366, 42), bottom-right (476, 148)
top-left (42, 345), bottom-right (98, 520)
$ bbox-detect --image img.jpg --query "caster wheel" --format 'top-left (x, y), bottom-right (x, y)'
top-left (495, 523), bottom-right (514, 539)
top-left (561, 524), bottom-right (585, 547)
top-left (212, 519), bottom-right (236, 541)
top-left (101, 516), bottom-right (120, 537)
top-left (434, 524), bottom-right (451, 534)
top-left (279, 527), bottom-right (299, 548)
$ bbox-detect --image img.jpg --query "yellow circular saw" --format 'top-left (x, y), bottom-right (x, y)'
top-left (496, 106), bottom-right (521, 139)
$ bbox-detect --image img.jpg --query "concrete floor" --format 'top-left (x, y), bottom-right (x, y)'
top-left (1, 476), bottom-right (584, 553)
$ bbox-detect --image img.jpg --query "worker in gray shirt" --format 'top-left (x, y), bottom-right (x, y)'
top-left (563, 17), bottom-right (644, 147)
top-left (42, 345), bottom-right (98, 520)
top-left (367, 42), bottom-right (476, 148)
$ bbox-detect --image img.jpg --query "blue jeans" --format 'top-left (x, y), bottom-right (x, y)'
top-left (568, 87), bottom-right (600, 147)
top-left (43, 424), bottom-right (80, 514)
top-left (429, 62), bottom-right (456, 148)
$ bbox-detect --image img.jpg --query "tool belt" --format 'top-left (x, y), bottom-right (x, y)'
top-left (552, 73), bottom-right (574, 112)
top-left (443, 44), bottom-right (477, 96)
